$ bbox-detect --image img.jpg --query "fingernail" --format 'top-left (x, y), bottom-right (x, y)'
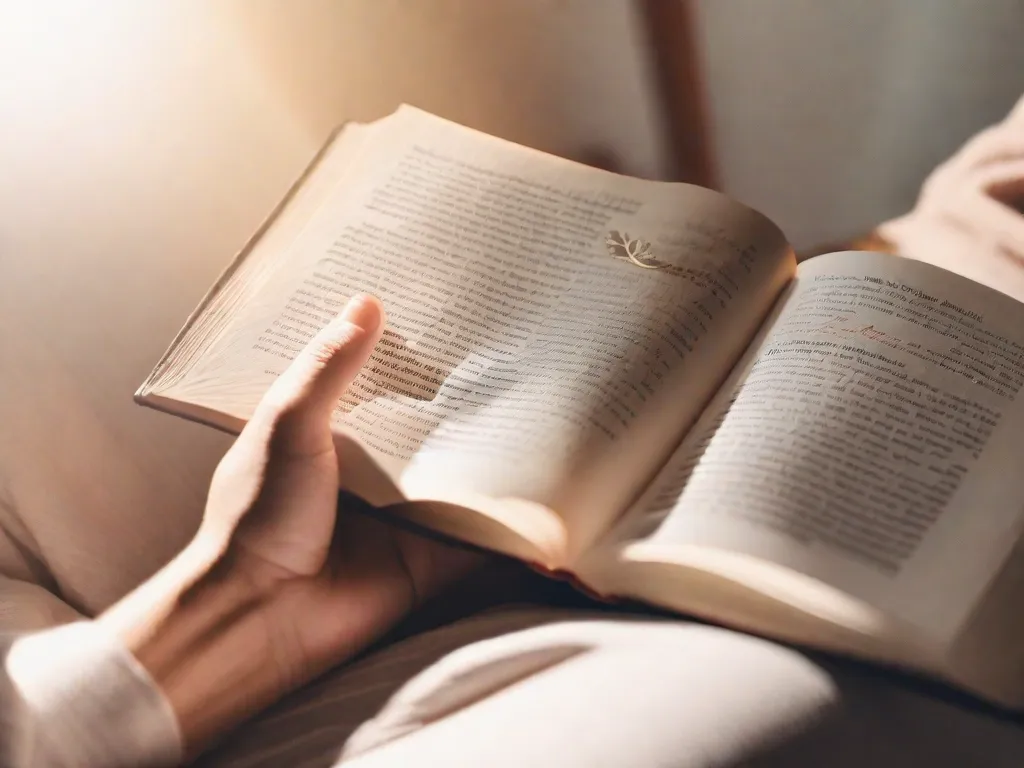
top-left (340, 293), bottom-right (383, 332)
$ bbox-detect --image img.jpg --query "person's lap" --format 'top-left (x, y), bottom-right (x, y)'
top-left (195, 605), bottom-right (1024, 768)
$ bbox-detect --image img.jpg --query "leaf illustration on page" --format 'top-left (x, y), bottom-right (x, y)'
top-left (605, 230), bottom-right (665, 269)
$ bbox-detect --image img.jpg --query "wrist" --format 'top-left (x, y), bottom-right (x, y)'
top-left (99, 536), bottom-right (291, 757)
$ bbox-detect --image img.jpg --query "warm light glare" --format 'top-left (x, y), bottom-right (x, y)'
top-left (2, 3), bottom-right (143, 102)
top-left (0, 3), bottom-right (199, 147)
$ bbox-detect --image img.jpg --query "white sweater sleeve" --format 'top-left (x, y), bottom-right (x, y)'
top-left (1, 620), bottom-right (182, 767)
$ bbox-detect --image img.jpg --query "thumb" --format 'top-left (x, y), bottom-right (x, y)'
top-left (261, 294), bottom-right (385, 446)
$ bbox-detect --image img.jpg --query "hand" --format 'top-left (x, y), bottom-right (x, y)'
top-left (101, 294), bottom-right (481, 755)
top-left (880, 94), bottom-right (1024, 301)
top-left (201, 295), bottom-right (422, 678)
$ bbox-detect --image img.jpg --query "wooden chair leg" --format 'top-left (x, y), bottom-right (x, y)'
top-left (636, 0), bottom-right (717, 187)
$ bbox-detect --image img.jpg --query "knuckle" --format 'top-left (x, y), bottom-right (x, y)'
top-left (312, 338), bottom-right (348, 368)
top-left (251, 388), bottom-right (303, 440)
top-left (256, 388), bottom-right (299, 428)
top-left (309, 324), bottom-right (363, 368)
top-left (962, 127), bottom-right (1005, 163)
top-left (268, 400), bottom-right (304, 437)
top-left (263, 405), bottom-right (304, 458)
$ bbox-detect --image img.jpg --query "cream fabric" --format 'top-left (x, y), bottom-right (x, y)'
top-left (197, 607), bottom-right (1024, 768)
top-left (340, 610), bottom-right (1024, 768)
top-left (1, 620), bottom-right (181, 767)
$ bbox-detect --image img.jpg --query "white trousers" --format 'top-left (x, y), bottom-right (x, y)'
top-left (193, 606), bottom-right (1024, 768)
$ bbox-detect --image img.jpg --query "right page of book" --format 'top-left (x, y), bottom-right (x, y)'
top-left (599, 251), bottom-right (1024, 646)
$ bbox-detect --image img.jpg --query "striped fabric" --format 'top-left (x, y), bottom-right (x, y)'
top-left (195, 607), bottom-right (573, 767)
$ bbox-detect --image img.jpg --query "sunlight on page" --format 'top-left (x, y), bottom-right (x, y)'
top-left (622, 542), bottom-right (893, 637)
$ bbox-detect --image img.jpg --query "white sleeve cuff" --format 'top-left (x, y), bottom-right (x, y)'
top-left (4, 621), bottom-right (182, 767)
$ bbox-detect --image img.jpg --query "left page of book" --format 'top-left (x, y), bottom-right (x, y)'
top-left (140, 106), bottom-right (794, 567)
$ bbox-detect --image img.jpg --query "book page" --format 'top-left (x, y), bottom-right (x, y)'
top-left (606, 251), bottom-right (1024, 641)
top-left (159, 107), bottom-right (793, 562)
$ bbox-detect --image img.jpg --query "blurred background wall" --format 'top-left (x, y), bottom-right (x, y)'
top-left (1, 0), bottom-right (1023, 607)
top-left (699, 0), bottom-right (1024, 247)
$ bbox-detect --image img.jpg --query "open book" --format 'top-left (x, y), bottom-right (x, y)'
top-left (139, 106), bottom-right (1024, 709)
